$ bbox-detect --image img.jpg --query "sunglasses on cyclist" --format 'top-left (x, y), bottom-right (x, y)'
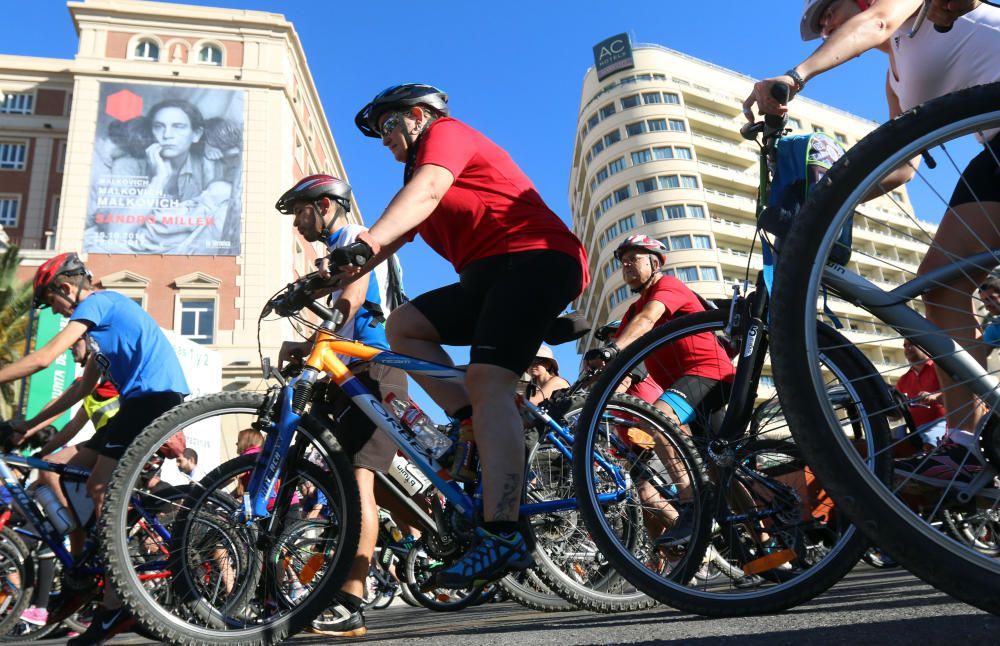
top-left (380, 114), bottom-right (403, 138)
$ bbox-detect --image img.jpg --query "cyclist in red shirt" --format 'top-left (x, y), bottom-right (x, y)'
top-left (340, 83), bottom-right (588, 589)
top-left (600, 235), bottom-right (735, 545)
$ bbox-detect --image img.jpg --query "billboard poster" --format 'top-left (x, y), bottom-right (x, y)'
top-left (84, 82), bottom-right (245, 255)
top-left (25, 309), bottom-right (76, 428)
top-left (594, 33), bottom-right (635, 81)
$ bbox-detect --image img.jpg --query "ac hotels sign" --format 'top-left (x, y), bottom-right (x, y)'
top-left (593, 33), bottom-right (635, 81)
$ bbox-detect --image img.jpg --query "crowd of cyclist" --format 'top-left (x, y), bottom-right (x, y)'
top-left (0, 0), bottom-right (996, 643)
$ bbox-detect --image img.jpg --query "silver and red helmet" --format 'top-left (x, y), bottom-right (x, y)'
top-left (274, 174), bottom-right (353, 214)
top-left (614, 234), bottom-right (668, 265)
top-left (32, 252), bottom-right (89, 309)
top-left (355, 84), bottom-right (449, 139)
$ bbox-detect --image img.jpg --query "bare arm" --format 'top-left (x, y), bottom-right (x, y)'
top-left (0, 320), bottom-right (89, 385)
top-left (24, 355), bottom-right (101, 430)
top-left (614, 300), bottom-right (667, 350)
top-left (367, 164), bottom-right (455, 250)
top-left (37, 407), bottom-right (89, 457)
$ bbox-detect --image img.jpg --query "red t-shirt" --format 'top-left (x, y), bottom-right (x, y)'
top-left (411, 118), bottom-right (589, 291)
top-left (894, 360), bottom-right (946, 428)
top-left (616, 276), bottom-right (735, 387)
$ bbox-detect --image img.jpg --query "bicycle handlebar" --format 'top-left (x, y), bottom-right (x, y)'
top-left (262, 271), bottom-right (345, 328)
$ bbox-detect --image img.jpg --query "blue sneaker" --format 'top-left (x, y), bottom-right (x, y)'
top-left (433, 527), bottom-right (533, 589)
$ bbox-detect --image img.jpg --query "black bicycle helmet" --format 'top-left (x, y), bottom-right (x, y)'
top-left (355, 84), bottom-right (449, 138)
top-left (274, 174), bottom-right (353, 214)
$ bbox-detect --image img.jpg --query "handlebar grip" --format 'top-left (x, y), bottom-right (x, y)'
top-left (764, 82), bottom-right (791, 130)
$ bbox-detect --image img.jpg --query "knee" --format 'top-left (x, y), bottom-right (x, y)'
top-left (385, 304), bottom-right (432, 348)
top-left (465, 365), bottom-right (518, 405)
top-left (86, 479), bottom-right (105, 502)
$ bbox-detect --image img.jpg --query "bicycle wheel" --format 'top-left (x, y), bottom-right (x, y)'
top-left (99, 391), bottom-right (361, 645)
top-left (497, 570), bottom-right (574, 612)
top-left (403, 540), bottom-right (483, 612)
top-left (0, 527), bottom-right (32, 639)
top-left (524, 395), bottom-right (656, 613)
top-left (574, 309), bottom-right (876, 616)
top-left (770, 81), bottom-right (1000, 614)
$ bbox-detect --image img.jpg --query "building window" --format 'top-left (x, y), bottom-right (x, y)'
top-left (652, 146), bottom-right (674, 160)
top-left (620, 214), bottom-right (636, 233)
top-left (665, 205), bottom-right (686, 219)
top-left (610, 285), bottom-right (630, 308)
top-left (0, 198), bottom-right (19, 227)
top-left (608, 157), bottom-right (626, 174)
top-left (652, 73), bottom-right (666, 81)
top-left (686, 204), bottom-right (706, 218)
top-left (596, 167), bottom-right (609, 184)
top-left (599, 103), bottom-right (616, 119)
top-left (641, 207), bottom-right (662, 224)
top-left (668, 119), bottom-right (686, 132)
top-left (670, 235), bottom-right (693, 250)
top-left (626, 121), bottom-right (646, 137)
top-left (621, 94), bottom-right (641, 109)
top-left (812, 125), bottom-right (826, 133)
top-left (680, 175), bottom-right (699, 189)
top-left (631, 149), bottom-right (652, 165)
top-left (198, 44), bottom-right (223, 65)
top-left (676, 266), bottom-right (700, 282)
top-left (179, 299), bottom-right (215, 344)
top-left (134, 39), bottom-right (160, 61)
top-left (663, 92), bottom-right (680, 105)
top-left (0, 142), bottom-right (27, 170)
top-left (0, 93), bottom-right (33, 115)
top-left (603, 130), bottom-right (621, 147)
top-left (891, 190), bottom-right (905, 202)
top-left (587, 114), bottom-right (600, 131)
top-left (700, 266), bottom-right (719, 281)
top-left (835, 132), bottom-right (848, 144)
top-left (647, 118), bottom-right (668, 132)
top-left (613, 186), bottom-right (631, 203)
top-left (642, 92), bottom-right (661, 105)
top-left (591, 140), bottom-right (604, 157)
top-left (658, 175), bottom-right (680, 189)
top-left (787, 117), bottom-right (802, 129)
top-left (693, 235), bottom-right (712, 249)
top-left (675, 147), bottom-right (693, 160)
top-left (56, 140), bottom-right (66, 173)
top-left (636, 178), bottom-right (658, 194)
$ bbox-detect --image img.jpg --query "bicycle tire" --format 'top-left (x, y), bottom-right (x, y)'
top-left (403, 540), bottom-right (483, 612)
top-left (497, 570), bottom-right (574, 612)
top-left (99, 391), bottom-right (361, 645)
top-left (771, 81), bottom-right (1000, 615)
top-left (573, 309), bottom-right (877, 616)
top-left (0, 527), bottom-right (33, 639)
top-left (525, 394), bottom-right (656, 613)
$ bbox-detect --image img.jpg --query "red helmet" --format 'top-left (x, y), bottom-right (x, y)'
top-left (614, 234), bottom-right (668, 265)
top-left (32, 252), bottom-right (89, 309)
top-left (274, 174), bottom-right (353, 214)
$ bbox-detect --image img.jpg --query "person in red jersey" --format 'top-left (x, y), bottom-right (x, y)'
top-left (334, 83), bottom-right (588, 594)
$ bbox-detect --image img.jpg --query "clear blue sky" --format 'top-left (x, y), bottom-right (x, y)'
top-left (4, 0), bottom-right (896, 402)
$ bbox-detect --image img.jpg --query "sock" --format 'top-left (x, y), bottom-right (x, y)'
top-left (336, 591), bottom-right (363, 613)
top-left (483, 520), bottom-right (520, 536)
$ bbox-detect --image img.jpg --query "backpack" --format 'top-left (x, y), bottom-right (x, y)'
top-left (758, 133), bottom-right (852, 265)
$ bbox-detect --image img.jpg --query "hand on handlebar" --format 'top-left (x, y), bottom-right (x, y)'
top-left (743, 77), bottom-right (796, 122)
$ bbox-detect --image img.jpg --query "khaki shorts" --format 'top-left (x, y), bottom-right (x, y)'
top-left (352, 364), bottom-right (408, 473)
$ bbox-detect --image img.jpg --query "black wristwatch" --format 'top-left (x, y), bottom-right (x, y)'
top-left (784, 68), bottom-right (806, 92)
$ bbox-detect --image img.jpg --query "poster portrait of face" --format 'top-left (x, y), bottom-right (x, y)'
top-left (84, 82), bottom-right (245, 256)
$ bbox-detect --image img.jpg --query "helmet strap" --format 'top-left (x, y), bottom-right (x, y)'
top-left (313, 199), bottom-right (344, 244)
top-left (629, 256), bottom-right (662, 294)
top-left (402, 110), bottom-right (439, 184)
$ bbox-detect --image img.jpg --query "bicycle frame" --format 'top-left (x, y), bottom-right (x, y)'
top-left (245, 316), bottom-right (629, 525)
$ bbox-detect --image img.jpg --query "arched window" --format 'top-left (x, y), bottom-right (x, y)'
top-left (134, 39), bottom-right (159, 61)
top-left (198, 45), bottom-right (223, 66)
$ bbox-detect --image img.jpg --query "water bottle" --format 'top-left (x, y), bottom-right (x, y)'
top-left (35, 485), bottom-right (77, 535)
top-left (385, 393), bottom-right (452, 459)
top-left (388, 452), bottom-right (434, 496)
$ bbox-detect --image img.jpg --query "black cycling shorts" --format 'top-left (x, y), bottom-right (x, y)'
top-left (86, 391), bottom-right (185, 460)
top-left (949, 134), bottom-right (1000, 207)
top-left (409, 250), bottom-right (583, 375)
top-left (659, 375), bottom-right (731, 435)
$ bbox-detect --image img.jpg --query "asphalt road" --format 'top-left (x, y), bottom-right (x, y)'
top-left (30, 564), bottom-right (1000, 645)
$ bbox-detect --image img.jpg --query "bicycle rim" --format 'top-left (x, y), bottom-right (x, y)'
top-left (771, 82), bottom-right (1000, 613)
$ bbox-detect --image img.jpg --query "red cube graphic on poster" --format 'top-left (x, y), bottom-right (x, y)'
top-left (105, 89), bottom-right (143, 122)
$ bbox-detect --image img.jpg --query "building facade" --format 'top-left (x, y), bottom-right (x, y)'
top-left (570, 44), bottom-right (935, 384)
top-left (0, 0), bottom-right (356, 389)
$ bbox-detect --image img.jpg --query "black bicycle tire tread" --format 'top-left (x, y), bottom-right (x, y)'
top-left (98, 390), bottom-right (362, 645)
top-left (0, 526), bottom-right (34, 639)
top-left (770, 80), bottom-right (1000, 615)
top-left (497, 573), bottom-right (575, 612)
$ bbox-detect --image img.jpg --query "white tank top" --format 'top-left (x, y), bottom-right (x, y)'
top-left (888, 4), bottom-right (1000, 119)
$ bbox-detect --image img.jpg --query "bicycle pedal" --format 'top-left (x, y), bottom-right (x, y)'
top-left (742, 548), bottom-right (795, 576)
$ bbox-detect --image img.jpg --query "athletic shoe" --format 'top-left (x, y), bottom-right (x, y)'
top-left (20, 606), bottom-right (48, 626)
top-left (894, 439), bottom-right (984, 486)
top-left (48, 571), bottom-right (101, 624)
top-left (656, 506), bottom-right (695, 547)
top-left (432, 527), bottom-right (533, 589)
top-left (306, 604), bottom-right (366, 638)
top-left (67, 606), bottom-right (136, 646)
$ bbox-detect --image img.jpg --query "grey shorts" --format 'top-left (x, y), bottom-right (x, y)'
top-left (352, 364), bottom-right (408, 473)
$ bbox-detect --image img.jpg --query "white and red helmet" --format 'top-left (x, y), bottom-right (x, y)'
top-left (274, 174), bottom-right (352, 214)
top-left (614, 234), bottom-right (668, 265)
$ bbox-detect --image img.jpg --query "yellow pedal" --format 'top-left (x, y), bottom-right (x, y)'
top-left (742, 548), bottom-right (796, 576)
top-left (626, 427), bottom-right (655, 450)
